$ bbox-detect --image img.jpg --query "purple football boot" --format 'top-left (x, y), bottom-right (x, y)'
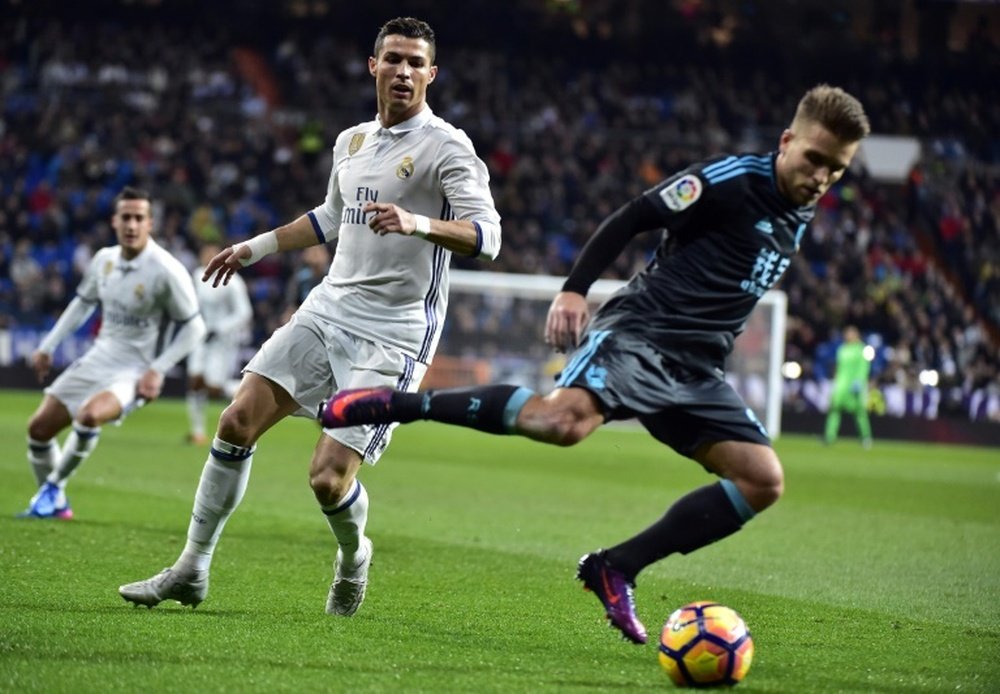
top-left (318, 387), bottom-right (397, 428)
top-left (576, 550), bottom-right (648, 644)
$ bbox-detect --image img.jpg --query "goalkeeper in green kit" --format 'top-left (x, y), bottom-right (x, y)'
top-left (824, 325), bottom-right (873, 448)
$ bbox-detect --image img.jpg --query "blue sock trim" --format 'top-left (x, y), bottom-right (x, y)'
top-left (501, 387), bottom-right (534, 432)
top-left (720, 479), bottom-right (756, 522)
top-left (323, 480), bottom-right (363, 516)
top-left (210, 437), bottom-right (255, 461)
top-left (72, 424), bottom-right (101, 439)
top-left (28, 440), bottom-right (55, 453)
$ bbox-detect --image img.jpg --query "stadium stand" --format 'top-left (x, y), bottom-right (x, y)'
top-left (1, 0), bottom-right (997, 425)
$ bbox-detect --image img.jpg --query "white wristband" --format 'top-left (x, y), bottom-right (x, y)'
top-left (236, 230), bottom-right (279, 266)
top-left (412, 214), bottom-right (431, 239)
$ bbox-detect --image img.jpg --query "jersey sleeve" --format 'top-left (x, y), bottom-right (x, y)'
top-left (307, 132), bottom-right (349, 243)
top-left (75, 250), bottom-right (106, 303)
top-left (220, 273), bottom-right (253, 334)
top-left (162, 256), bottom-right (201, 322)
top-left (642, 163), bottom-right (719, 235)
top-left (437, 134), bottom-right (502, 259)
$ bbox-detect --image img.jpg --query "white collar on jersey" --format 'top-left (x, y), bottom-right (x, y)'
top-left (376, 105), bottom-right (434, 135)
top-left (118, 238), bottom-right (156, 269)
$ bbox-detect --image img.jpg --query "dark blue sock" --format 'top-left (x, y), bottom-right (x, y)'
top-left (393, 385), bottom-right (534, 434)
top-left (604, 480), bottom-right (755, 581)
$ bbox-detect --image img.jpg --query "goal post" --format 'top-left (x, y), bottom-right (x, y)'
top-left (431, 269), bottom-right (787, 438)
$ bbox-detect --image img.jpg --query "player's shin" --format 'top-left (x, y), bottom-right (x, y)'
top-left (321, 479), bottom-right (369, 562)
top-left (411, 384), bottom-right (534, 434)
top-left (173, 437), bottom-right (253, 576)
top-left (48, 424), bottom-right (101, 486)
top-left (186, 391), bottom-right (208, 438)
top-left (27, 436), bottom-right (61, 486)
top-left (604, 480), bottom-right (755, 580)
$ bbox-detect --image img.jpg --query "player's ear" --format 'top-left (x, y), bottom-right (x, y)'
top-left (427, 65), bottom-right (438, 83)
top-left (368, 56), bottom-right (378, 77)
top-left (778, 129), bottom-right (794, 153)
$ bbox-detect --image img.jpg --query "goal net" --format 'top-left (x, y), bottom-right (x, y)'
top-left (427, 270), bottom-right (788, 438)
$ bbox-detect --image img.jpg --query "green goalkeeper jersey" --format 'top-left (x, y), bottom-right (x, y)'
top-left (833, 342), bottom-right (870, 397)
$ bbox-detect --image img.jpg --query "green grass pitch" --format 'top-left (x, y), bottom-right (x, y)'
top-left (1, 388), bottom-right (998, 692)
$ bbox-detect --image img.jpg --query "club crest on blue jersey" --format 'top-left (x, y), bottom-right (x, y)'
top-left (396, 156), bottom-right (415, 179)
top-left (348, 133), bottom-right (365, 155)
top-left (658, 174), bottom-right (703, 211)
top-left (754, 218), bottom-right (774, 235)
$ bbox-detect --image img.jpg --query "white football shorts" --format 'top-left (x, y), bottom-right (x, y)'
top-left (187, 338), bottom-right (243, 388)
top-left (46, 345), bottom-right (146, 416)
top-left (244, 310), bottom-right (427, 464)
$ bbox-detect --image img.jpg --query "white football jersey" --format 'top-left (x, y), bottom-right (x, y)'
top-left (193, 265), bottom-right (252, 343)
top-left (303, 106), bottom-right (501, 363)
top-left (76, 239), bottom-right (200, 363)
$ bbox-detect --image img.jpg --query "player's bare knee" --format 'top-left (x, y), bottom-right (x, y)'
top-left (27, 416), bottom-right (59, 442)
top-left (217, 403), bottom-right (256, 446)
top-left (543, 410), bottom-right (592, 446)
top-left (75, 409), bottom-right (102, 429)
top-left (309, 468), bottom-right (351, 506)
top-left (528, 391), bottom-right (602, 446)
top-left (742, 461), bottom-right (784, 511)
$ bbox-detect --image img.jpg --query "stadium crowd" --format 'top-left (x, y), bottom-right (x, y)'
top-left (1, 0), bottom-right (998, 422)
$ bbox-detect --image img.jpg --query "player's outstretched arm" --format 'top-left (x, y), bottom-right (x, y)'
top-left (203, 215), bottom-right (325, 287)
top-left (31, 295), bottom-right (98, 381)
top-left (203, 244), bottom-right (254, 287)
top-left (545, 292), bottom-right (590, 353)
top-left (362, 202), bottom-right (497, 258)
top-left (30, 351), bottom-right (53, 383)
top-left (135, 368), bottom-right (165, 402)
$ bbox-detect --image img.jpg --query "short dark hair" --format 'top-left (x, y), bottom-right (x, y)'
top-left (793, 84), bottom-right (870, 143)
top-left (114, 186), bottom-right (152, 206)
top-left (374, 17), bottom-right (436, 63)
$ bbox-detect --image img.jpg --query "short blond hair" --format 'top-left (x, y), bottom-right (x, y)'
top-left (793, 84), bottom-right (870, 142)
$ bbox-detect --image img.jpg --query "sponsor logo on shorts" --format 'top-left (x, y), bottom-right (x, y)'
top-left (585, 364), bottom-right (607, 389)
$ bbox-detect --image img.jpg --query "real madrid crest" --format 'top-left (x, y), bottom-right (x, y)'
top-left (348, 133), bottom-right (365, 156)
top-left (104, 261), bottom-right (114, 276)
top-left (134, 284), bottom-right (145, 301)
top-left (396, 156), bottom-right (414, 180)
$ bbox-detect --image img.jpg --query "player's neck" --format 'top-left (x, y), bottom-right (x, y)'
top-left (379, 102), bottom-right (426, 128)
top-left (121, 242), bottom-right (149, 261)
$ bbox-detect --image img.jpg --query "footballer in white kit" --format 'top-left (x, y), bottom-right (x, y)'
top-left (254, 104), bottom-right (502, 458)
top-left (119, 18), bottom-right (501, 617)
top-left (21, 187), bottom-right (205, 519)
top-left (186, 242), bottom-right (254, 444)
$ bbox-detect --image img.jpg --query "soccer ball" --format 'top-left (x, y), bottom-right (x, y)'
top-left (658, 601), bottom-right (754, 687)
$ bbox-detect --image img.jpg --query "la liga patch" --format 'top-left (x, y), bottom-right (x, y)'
top-left (658, 174), bottom-right (703, 211)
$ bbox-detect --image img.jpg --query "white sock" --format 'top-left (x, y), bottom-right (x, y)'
top-left (186, 391), bottom-right (207, 437)
top-left (321, 479), bottom-right (369, 566)
top-left (174, 436), bottom-right (253, 576)
top-left (27, 436), bottom-right (60, 486)
top-left (48, 424), bottom-right (101, 487)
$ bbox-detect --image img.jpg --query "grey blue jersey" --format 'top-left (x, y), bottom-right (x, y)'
top-left (587, 152), bottom-right (814, 367)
